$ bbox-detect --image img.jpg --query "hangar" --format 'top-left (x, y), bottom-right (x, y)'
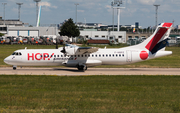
top-left (80, 30), bottom-right (126, 43)
top-left (0, 25), bottom-right (58, 37)
top-left (7, 26), bottom-right (58, 37)
top-left (0, 17), bottom-right (58, 37)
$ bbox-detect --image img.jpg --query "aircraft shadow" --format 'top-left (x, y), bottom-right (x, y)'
top-left (53, 68), bottom-right (85, 72)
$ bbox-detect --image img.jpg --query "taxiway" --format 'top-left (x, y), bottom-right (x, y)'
top-left (0, 67), bottom-right (180, 76)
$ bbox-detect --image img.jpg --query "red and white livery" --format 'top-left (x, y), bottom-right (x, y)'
top-left (4, 23), bottom-right (173, 71)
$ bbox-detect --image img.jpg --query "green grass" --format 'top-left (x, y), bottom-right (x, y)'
top-left (0, 44), bottom-right (180, 68)
top-left (0, 75), bottom-right (180, 112)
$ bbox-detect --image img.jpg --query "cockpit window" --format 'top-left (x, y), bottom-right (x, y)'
top-left (12, 52), bottom-right (16, 55)
top-left (12, 52), bottom-right (22, 56)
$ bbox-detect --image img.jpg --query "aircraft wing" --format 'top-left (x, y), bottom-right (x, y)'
top-left (75, 47), bottom-right (99, 54)
top-left (61, 44), bottom-right (99, 55)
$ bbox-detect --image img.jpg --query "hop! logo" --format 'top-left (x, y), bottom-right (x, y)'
top-left (28, 53), bottom-right (54, 60)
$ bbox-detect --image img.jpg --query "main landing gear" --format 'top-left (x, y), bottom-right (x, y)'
top-left (13, 65), bottom-right (17, 70)
top-left (77, 65), bottom-right (87, 71)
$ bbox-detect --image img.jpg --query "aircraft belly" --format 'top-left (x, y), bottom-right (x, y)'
top-left (85, 60), bottom-right (102, 66)
top-left (63, 59), bottom-right (102, 67)
top-left (96, 57), bottom-right (126, 65)
top-left (11, 59), bottom-right (63, 66)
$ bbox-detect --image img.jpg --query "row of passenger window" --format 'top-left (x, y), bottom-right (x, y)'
top-left (53, 54), bottom-right (124, 58)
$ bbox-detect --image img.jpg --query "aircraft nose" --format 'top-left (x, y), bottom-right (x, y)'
top-left (4, 57), bottom-right (10, 64)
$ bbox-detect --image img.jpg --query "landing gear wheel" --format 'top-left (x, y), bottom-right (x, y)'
top-left (13, 66), bottom-right (17, 70)
top-left (77, 65), bottom-right (87, 71)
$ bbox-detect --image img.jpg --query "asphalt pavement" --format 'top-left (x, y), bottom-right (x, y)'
top-left (0, 67), bottom-right (180, 76)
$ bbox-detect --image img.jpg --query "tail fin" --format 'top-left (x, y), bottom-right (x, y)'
top-left (135, 23), bottom-right (172, 54)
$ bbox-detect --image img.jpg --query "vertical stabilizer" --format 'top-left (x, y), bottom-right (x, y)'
top-left (36, 6), bottom-right (41, 27)
top-left (132, 23), bottom-right (172, 54)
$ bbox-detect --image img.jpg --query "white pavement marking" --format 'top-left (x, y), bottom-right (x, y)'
top-left (0, 67), bottom-right (180, 76)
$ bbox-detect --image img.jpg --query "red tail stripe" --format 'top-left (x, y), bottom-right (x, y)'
top-left (162, 23), bottom-right (172, 27)
top-left (145, 28), bottom-right (168, 51)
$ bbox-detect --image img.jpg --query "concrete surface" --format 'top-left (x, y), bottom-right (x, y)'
top-left (0, 67), bottom-right (180, 76)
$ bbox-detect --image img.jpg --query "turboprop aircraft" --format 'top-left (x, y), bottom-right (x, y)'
top-left (4, 23), bottom-right (172, 71)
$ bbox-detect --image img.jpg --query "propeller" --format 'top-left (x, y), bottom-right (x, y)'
top-left (56, 37), bottom-right (58, 49)
top-left (60, 41), bottom-right (67, 55)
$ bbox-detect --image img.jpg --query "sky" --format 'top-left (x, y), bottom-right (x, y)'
top-left (0, 0), bottom-right (180, 28)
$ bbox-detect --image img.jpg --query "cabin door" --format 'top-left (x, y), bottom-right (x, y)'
top-left (126, 50), bottom-right (132, 62)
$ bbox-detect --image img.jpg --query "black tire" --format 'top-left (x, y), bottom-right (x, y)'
top-left (77, 65), bottom-right (87, 71)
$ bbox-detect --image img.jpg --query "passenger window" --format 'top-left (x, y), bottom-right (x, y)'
top-left (122, 54), bottom-right (124, 57)
top-left (95, 55), bottom-right (97, 57)
top-left (85, 55), bottom-right (87, 57)
top-left (103, 54), bottom-right (104, 57)
top-left (119, 54), bottom-right (121, 57)
top-left (82, 55), bottom-right (83, 57)
top-left (57, 55), bottom-right (59, 57)
top-left (109, 54), bottom-right (111, 57)
top-left (78, 55), bottom-right (80, 57)
top-left (16, 52), bottom-right (18, 55)
top-left (74, 55), bottom-right (76, 57)
top-left (61, 55), bottom-right (63, 57)
top-left (88, 55), bottom-right (90, 57)
top-left (92, 55), bottom-right (94, 57)
top-left (112, 54), bottom-right (114, 57)
top-left (54, 55), bottom-right (56, 57)
top-left (19, 52), bottom-right (22, 55)
top-left (116, 54), bottom-right (118, 57)
top-left (99, 55), bottom-right (101, 57)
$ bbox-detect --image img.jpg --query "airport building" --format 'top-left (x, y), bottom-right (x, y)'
top-left (0, 17), bottom-right (150, 44)
top-left (0, 17), bottom-right (24, 26)
top-left (7, 26), bottom-right (58, 37)
top-left (80, 30), bottom-right (126, 43)
top-left (0, 17), bottom-right (59, 37)
top-left (0, 25), bottom-right (58, 37)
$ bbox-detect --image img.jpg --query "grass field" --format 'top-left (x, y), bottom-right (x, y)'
top-left (0, 44), bottom-right (180, 68)
top-left (0, 75), bottom-right (180, 112)
top-left (1, 45), bottom-right (180, 112)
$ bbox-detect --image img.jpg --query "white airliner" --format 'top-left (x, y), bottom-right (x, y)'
top-left (4, 23), bottom-right (172, 71)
